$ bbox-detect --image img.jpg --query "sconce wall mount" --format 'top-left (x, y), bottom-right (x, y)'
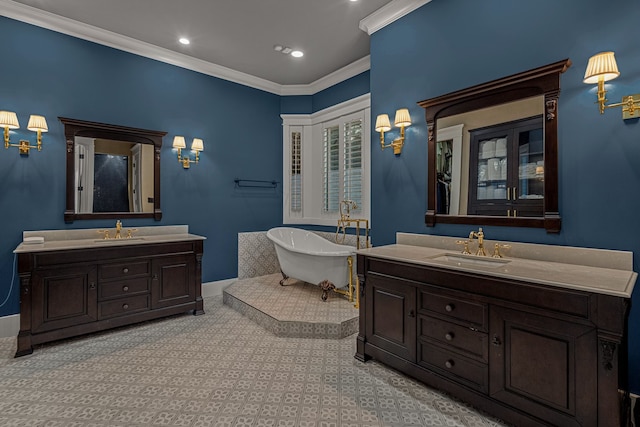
top-left (375, 108), bottom-right (411, 155)
top-left (0, 111), bottom-right (48, 156)
top-left (172, 136), bottom-right (204, 169)
top-left (583, 51), bottom-right (640, 119)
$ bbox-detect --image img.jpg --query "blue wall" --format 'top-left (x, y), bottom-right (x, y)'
top-left (369, 0), bottom-right (640, 393)
top-left (0, 17), bottom-right (283, 316)
top-left (281, 71), bottom-right (370, 115)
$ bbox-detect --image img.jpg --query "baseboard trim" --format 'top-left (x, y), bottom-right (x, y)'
top-left (0, 314), bottom-right (20, 339)
top-left (202, 278), bottom-right (236, 298)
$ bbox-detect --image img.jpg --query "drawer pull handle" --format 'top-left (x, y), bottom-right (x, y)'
top-left (123, 268), bottom-right (129, 273)
top-left (408, 310), bottom-right (415, 318)
top-left (445, 304), bottom-right (455, 312)
top-left (122, 304), bottom-right (129, 310)
top-left (445, 360), bottom-right (455, 369)
top-left (123, 286), bottom-right (129, 292)
top-left (445, 332), bottom-right (454, 341)
top-left (492, 335), bottom-right (502, 347)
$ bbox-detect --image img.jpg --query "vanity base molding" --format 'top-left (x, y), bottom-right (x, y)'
top-left (356, 254), bottom-right (630, 427)
top-left (16, 240), bottom-right (204, 357)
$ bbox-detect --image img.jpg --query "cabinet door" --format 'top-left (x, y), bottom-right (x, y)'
top-left (365, 274), bottom-right (416, 362)
top-left (468, 116), bottom-right (543, 217)
top-left (151, 254), bottom-right (196, 309)
top-left (31, 266), bottom-right (98, 333)
top-left (490, 306), bottom-right (597, 427)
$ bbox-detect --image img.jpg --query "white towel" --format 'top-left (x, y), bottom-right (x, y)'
top-left (494, 138), bottom-right (507, 157)
top-left (481, 139), bottom-right (496, 159)
top-left (487, 158), bottom-right (501, 181)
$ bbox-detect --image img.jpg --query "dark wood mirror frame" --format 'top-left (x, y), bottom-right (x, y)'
top-left (60, 117), bottom-right (165, 223)
top-left (418, 59), bottom-right (571, 233)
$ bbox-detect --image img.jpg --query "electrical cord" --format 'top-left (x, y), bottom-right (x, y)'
top-left (0, 253), bottom-right (16, 309)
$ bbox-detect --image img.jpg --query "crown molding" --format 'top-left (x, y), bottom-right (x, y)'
top-left (1, 0), bottom-right (371, 96)
top-left (280, 56), bottom-right (370, 96)
top-left (359, 0), bottom-right (432, 35)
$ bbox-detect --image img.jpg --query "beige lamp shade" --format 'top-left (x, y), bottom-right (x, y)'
top-left (172, 136), bottom-right (186, 149)
top-left (191, 138), bottom-right (204, 151)
top-left (0, 111), bottom-right (20, 129)
top-left (27, 115), bottom-right (48, 132)
top-left (375, 114), bottom-right (391, 132)
top-left (584, 52), bottom-right (620, 84)
top-left (394, 108), bottom-right (412, 128)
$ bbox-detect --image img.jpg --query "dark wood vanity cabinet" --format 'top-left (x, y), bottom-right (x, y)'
top-left (16, 240), bottom-right (204, 357)
top-left (356, 255), bottom-right (629, 427)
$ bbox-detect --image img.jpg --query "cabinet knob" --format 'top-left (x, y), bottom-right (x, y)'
top-left (492, 334), bottom-right (502, 347)
top-left (122, 304), bottom-right (129, 310)
top-left (445, 304), bottom-right (455, 312)
top-left (408, 310), bottom-right (415, 318)
top-left (445, 332), bottom-right (454, 341)
top-left (123, 286), bottom-right (129, 292)
top-left (89, 282), bottom-right (96, 289)
top-left (445, 360), bottom-right (455, 369)
top-left (123, 268), bottom-right (129, 273)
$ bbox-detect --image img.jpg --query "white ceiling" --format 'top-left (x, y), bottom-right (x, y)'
top-left (6, 0), bottom-right (395, 90)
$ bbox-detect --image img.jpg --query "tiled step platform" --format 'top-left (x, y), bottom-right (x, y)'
top-left (223, 273), bottom-right (359, 339)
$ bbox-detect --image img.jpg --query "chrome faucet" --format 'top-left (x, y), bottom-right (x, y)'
top-left (469, 227), bottom-right (487, 256)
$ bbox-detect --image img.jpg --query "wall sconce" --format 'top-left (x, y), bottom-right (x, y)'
top-left (172, 136), bottom-right (204, 169)
top-left (375, 108), bottom-right (411, 155)
top-left (583, 51), bottom-right (640, 119)
top-left (0, 111), bottom-right (48, 155)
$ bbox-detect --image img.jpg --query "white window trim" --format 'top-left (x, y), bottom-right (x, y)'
top-left (282, 93), bottom-right (371, 227)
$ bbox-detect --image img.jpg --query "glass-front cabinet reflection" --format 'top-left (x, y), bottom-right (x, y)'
top-left (468, 116), bottom-right (543, 217)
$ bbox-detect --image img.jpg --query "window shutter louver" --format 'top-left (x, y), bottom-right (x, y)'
top-left (343, 119), bottom-right (362, 212)
top-left (290, 131), bottom-right (302, 213)
top-left (323, 126), bottom-right (340, 213)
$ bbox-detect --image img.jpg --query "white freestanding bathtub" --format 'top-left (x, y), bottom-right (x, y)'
top-left (266, 227), bottom-right (356, 300)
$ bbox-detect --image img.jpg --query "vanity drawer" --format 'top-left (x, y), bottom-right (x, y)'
top-left (418, 341), bottom-right (488, 393)
top-left (99, 260), bottom-right (150, 280)
top-left (99, 277), bottom-right (150, 300)
top-left (420, 289), bottom-right (487, 330)
top-left (98, 295), bottom-right (150, 319)
top-left (419, 315), bottom-right (488, 362)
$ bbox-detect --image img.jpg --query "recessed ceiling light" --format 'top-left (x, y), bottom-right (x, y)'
top-left (291, 50), bottom-right (304, 58)
top-left (179, 38), bottom-right (190, 45)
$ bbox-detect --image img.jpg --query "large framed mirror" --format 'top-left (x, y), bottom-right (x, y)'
top-left (60, 117), bottom-right (165, 223)
top-left (418, 59), bottom-right (571, 233)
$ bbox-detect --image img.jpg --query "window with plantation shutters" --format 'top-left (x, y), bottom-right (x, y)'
top-left (323, 125), bottom-right (340, 213)
top-left (290, 131), bottom-right (302, 213)
top-left (343, 119), bottom-right (362, 211)
top-left (281, 94), bottom-right (370, 226)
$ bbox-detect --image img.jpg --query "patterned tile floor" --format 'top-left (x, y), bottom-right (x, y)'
top-left (223, 274), bottom-right (359, 339)
top-left (0, 296), bottom-right (510, 427)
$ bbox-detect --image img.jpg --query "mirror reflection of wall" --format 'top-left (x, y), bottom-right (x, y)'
top-left (437, 96), bottom-right (543, 217)
top-left (74, 138), bottom-right (155, 214)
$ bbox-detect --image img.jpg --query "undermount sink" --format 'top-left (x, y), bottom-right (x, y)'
top-left (428, 253), bottom-right (511, 269)
top-left (94, 237), bottom-right (145, 243)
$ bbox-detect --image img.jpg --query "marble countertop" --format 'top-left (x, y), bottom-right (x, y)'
top-left (357, 237), bottom-right (637, 298)
top-left (14, 225), bottom-right (205, 254)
